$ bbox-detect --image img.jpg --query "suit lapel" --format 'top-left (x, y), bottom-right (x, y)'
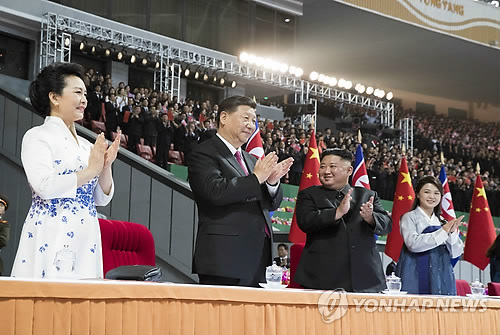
top-left (242, 150), bottom-right (256, 174)
top-left (212, 136), bottom-right (247, 177)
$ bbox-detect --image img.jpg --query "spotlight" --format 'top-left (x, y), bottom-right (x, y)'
top-left (366, 86), bottom-right (374, 95)
top-left (295, 67), bottom-right (303, 77)
top-left (256, 57), bottom-right (264, 67)
top-left (142, 57), bottom-right (148, 66)
top-left (155, 61), bottom-right (160, 69)
top-left (219, 77), bottom-right (225, 85)
top-left (116, 51), bottom-right (123, 61)
top-left (378, 90), bottom-right (385, 99)
top-left (345, 81), bottom-right (352, 89)
top-left (239, 52), bottom-right (249, 63)
top-left (130, 54), bottom-right (136, 64)
top-left (492, 0), bottom-right (499, 6)
top-left (231, 80), bottom-right (237, 88)
top-left (310, 72), bottom-right (319, 81)
top-left (203, 73), bottom-right (209, 81)
top-left (212, 74), bottom-right (218, 83)
top-left (279, 63), bottom-right (288, 73)
top-left (358, 85), bottom-right (366, 94)
top-left (338, 79), bottom-right (346, 88)
top-left (248, 54), bottom-right (256, 64)
top-left (194, 70), bottom-right (200, 79)
top-left (79, 40), bottom-right (86, 51)
top-left (284, 18), bottom-right (291, 23)
top-left (184, 67), bottom-right (190, 77)
top-left (104, 48), bottom-right (111, 57)
top-left (64, 37), bottom-right (71, 47)
top-left (386, 92), bottom-right (393, 100)
top-left (90, 45), bottom-right (96, 54)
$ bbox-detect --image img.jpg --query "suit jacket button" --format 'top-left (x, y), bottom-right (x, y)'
top-left (352, 245), bottom-right (355, 249)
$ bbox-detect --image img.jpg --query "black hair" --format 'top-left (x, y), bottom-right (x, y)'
top-left (29, 62), bottom-right (85, 116)
top-left (411, 175), bottom-right (443, 217)
top-left (320, 148), bottom-right (353, 164)
top-left (486, 233), bottom-right (500, 259)
top-left (216, 95), bottom-right (257, 127)
top-left (277, 243), bottom-right (288, 251)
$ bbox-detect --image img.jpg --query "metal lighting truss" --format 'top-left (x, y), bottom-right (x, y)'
top-left (399, 118), bottom-right (414, 156)
top-left (41, 12), bottom-right (394, 128)
top-left (40, 14), bottom-right (72, 68)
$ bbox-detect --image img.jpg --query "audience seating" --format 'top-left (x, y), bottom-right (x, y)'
top-left (289, 243), bottom-right (305, 288)
top-left (136, 143), bottom-right (155, 163)
top-left (168, 150), bottom-right (184, 165)
top-left (455, 279), bottom-right (472, 296)
top-left (111, 131), bottom-right (128, 148)
top-left (98, 219), bottom-right (156, 277)
top-left (488, 282), bottom-right (500, 296)
top-left (90, 120), bottom-right (106, 135)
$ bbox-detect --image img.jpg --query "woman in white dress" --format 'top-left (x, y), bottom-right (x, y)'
top-left (396, 176), bottom-right (464, 295)
top-left (11, 62), bottom-right (121, 279)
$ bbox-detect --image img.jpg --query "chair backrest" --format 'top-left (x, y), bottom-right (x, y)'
top-left (91, 120), bottom-right (106, 134)
top-left (488, 282), bottom-right (500, 296)
top-left (98, 219), bottom-right (156, 277)
top-left (289, 243), bottom-right (305, 288)
top-left (455, 279), bottom-right (471, 296)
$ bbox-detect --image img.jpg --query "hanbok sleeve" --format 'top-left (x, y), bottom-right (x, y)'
top-left (446, 229), bottom-right (464, 259)
top-left (21, 128), bottom-right (77, 199)
top-left (94, 178), bottom-right (114, 206)
top-left (400, 211), bottom-right (449, 253)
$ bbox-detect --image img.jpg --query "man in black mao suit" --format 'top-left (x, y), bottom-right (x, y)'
top-left (294, 148), bottom-right (392, 292)
top-left (188, 96), bottom-right (293, 287)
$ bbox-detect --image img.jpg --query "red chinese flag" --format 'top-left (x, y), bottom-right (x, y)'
top-left (464, 175), bottom-right (497, 270)
top-left (384, 157), bottom-right (415, 262)
top-left (288, 131), bottom-right (321, 244)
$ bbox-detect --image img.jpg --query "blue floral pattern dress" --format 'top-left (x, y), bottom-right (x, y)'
top-left (11, 116), bottom-right (114, 279)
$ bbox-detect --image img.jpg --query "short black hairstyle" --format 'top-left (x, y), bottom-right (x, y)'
top-left (29, 62), bottom-right (85, 117)
top-left (277, 243), bottom-right (288, 250)
top-left (320, 148), bottom-right (353, 164)
top-left (216, 95), bottom-right (257, 127)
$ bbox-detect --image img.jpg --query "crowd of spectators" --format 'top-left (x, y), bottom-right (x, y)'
top-left (79, 68), bottom-right (500, 216)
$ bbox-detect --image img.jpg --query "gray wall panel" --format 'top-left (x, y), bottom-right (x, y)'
top-left (16, 106), bottom-right (32, 158)
top-left (129, 168), bottom-right (151, 227)
top-left (32, 112), bottom-right (43, 127)
top-left (150, 180), bottom-right (172, 260)
top-left (109, 159), bottom-right (131, 222)
top-left (170, 191), bottom-right (195, 268)
top-left (4, 99), bottom-right (19, 155)
top-left (0, 95), bottom-right (5, 147)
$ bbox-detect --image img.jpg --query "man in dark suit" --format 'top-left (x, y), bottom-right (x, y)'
top-left (188, 96), bottom-right (293, 287)
top-left (294, 148), bottom-right (392, 292)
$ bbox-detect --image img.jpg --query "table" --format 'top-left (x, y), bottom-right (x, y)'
top-left (0, 277), bottom-right (499, 334)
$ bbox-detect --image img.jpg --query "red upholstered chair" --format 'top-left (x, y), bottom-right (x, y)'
top-left (90, 120), bottom-right (106, 134)
top-left (488, 282), bottom-right (500, 296)
top-left (289, 243), bottom-right (305, 288)
top-left (98, 219), bottom-right (156, 277)
top-left (455, 279), bottom-right (472, 296)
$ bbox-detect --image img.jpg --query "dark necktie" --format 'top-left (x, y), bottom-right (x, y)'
top-left (235, 151), bottom-right (248, 176)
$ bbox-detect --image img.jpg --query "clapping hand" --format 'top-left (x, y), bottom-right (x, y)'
top-left (103, 130), bottom-right (121, 170)
top-left (360, 196), bottom-right (375, 225)
top-left (253, 152), bottom-right (278, 184)
top-left (335, 188), bottom-right (353, 221)
top-left (87, 133), bottom-right (107, 177)
top-left (267, 157), bottom-right (294, 185)
top-left (442, 215), bottom-right (464, 233)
